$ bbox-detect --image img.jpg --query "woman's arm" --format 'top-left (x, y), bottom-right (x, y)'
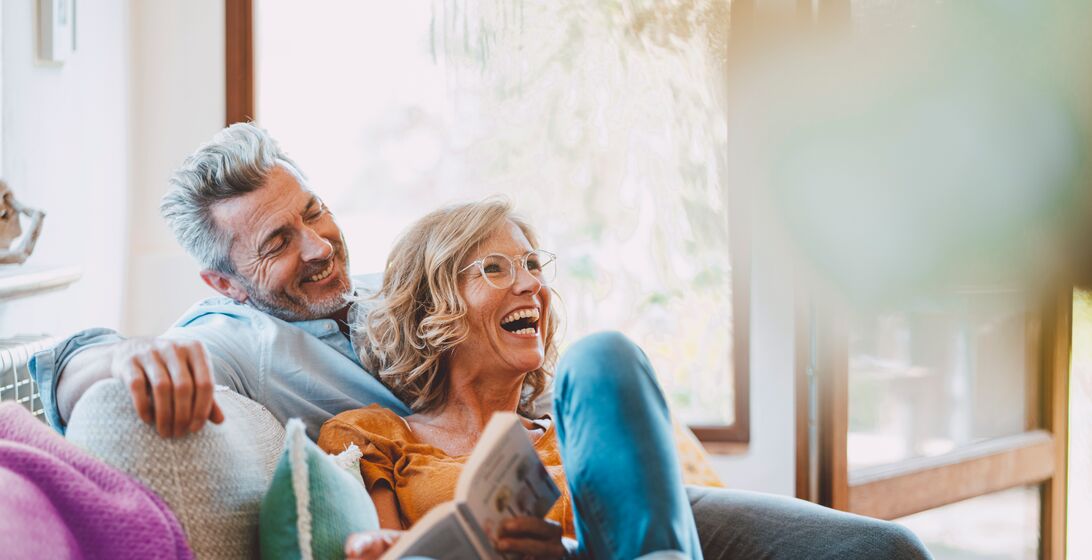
top-left (370, 482), bottom-right (404, 530)
top-left (344, 484), bottom-right (405, 560)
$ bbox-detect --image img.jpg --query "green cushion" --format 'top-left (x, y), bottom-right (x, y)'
top-left (259, 419), bottom-right (379, 560)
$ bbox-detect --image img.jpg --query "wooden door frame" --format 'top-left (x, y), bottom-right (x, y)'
top-left (1040, 288), bottom-right (1071, 560)
top-left (225, 0), bottom-right (254, 125)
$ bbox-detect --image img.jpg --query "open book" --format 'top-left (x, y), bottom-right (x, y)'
top-left (381, 412), bottom-right (562, 559)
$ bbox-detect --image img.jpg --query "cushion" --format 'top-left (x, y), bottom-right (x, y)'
top-left (672, 415), bottom-right (727, 488)
top-left (66, 380), bottom-right (285, 560)
top-left (0, 402), bottom-right (192, 560)
top-left (259, 419), bottom-right (379, 560)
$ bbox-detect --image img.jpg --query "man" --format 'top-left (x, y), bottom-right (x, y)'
top-left (32, 123), bottom-right (930, 559)
top-left (32, 123), bottom-right (409, 441)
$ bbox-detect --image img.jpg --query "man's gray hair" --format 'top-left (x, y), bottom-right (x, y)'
top-left (161, 123), bottom-right (301, 275)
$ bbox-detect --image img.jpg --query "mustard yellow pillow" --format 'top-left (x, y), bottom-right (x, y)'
top-left (672, 415), bottom-right (727, 488)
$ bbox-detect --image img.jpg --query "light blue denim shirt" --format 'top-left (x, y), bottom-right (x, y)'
top-left (30, 277), bottom-right (411, 440)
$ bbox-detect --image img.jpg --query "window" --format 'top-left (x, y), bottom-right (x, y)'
top-left (797, 283), bottom-right (1067, 558)
top-left (228, 0), bottom-right (748, 441)
top-left (847, 287), bottom-right (1031, 470)
top-left (790, 1), bottom-right (1074, 556)
top-left (896, 486), bottom-right (1041, 560)
top-left (1068, 290), bottom-right (1092, 559)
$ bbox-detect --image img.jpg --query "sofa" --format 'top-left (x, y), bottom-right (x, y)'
top-left (60, 378), bottom-right (723, 559)
top-left (66, 380), bottom-right (286, 559)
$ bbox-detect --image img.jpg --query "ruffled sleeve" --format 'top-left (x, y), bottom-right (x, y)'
top-left (317, 405), bottom-right (408, 491)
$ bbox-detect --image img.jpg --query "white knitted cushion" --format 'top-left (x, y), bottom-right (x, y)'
top-left (66, 380), bottom-right (285, 560)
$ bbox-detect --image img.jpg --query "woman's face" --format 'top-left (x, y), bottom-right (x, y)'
top-left (453, 220), bottom-right (552, 378)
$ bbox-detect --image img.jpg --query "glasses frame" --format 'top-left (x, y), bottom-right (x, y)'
top-left (458, 249), bottom-right (557, 290)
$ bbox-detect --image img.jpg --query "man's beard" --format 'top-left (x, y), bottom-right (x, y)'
top-left (237, 244), bottom-right (352, 322)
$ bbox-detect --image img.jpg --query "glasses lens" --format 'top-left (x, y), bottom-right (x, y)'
top-left (527, 250), bottom-right (556, 284)
top-left (480, 254), bottom-right (515, 289)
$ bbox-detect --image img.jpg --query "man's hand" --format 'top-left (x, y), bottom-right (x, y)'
top-left (111, 338), bottom-right (224, 437)
top-left (494, 517), bottom-right (566, 559)
top-left (345, 529), bottom-right (402, 560)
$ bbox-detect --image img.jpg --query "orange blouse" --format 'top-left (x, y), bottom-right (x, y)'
top-left (317, 405), bottom-right (576, 539)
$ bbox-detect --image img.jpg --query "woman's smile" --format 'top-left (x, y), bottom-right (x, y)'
top-left (456, 221), bottom-right (552, 376)
top-left (499, 306), bottom-right (541, 337)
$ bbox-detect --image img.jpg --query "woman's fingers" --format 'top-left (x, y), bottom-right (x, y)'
top-left (495, 517), bottom-right (565, 559)
top-left (499, 517), bottom-right (563, 539)
top-left (345, 530), bottom-right (402, 560)
top-left (495, 537), bottom-right (567, 559)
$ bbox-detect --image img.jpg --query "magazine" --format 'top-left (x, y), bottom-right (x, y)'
top-left (380, 412), bottom-right (562, 559)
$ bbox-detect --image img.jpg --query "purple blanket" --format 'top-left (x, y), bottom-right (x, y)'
top-left (0, 403), bottom-right (192, 560)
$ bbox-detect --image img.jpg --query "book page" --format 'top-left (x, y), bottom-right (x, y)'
top-left (455, 413), bottom-right (562, 543)
top-left (380, 502), bottom-right (489, 559)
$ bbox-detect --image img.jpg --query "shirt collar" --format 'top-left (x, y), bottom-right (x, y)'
top-left (289, 317), bottom-right (343, 338)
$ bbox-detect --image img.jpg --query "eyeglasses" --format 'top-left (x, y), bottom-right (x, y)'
top-left (459, 249), bottom-right (557, 290)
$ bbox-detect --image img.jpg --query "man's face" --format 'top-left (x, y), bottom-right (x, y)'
top-left (209, 164), bottom-right (352, 321)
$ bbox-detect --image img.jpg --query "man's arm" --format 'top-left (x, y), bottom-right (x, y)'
top-left (31, 328), bottom-right (122, 432)
top-left (54, 342), bottom-right (114, 422)
top-left (55, 338), bottom-right (224, 437)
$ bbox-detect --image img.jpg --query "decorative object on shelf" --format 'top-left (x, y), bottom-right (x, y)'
top-left (0, 180), bottom-right (45, 265)
top-left (0, 266), bottom-right (80, 302)
top-left (0, 179), bottom-right (77, 418)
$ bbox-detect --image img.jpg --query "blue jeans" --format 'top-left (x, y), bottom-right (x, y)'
top-left (554, 332), bottom-right (933, 560)
top-left (554, 331), bottom-right (704, 559)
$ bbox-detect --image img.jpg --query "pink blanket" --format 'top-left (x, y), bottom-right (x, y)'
top-left (0, 403), bottom-right (192, 559)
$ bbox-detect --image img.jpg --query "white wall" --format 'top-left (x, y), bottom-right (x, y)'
top-left (125, 0), bottom-right (224, 335)
top-left (708, 212), bottom-right (798, 495)
top-left (0, 0), bottom-right (131, 337)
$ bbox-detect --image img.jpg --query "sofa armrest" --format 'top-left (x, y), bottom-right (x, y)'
top-left (66, 380), bottom-right (285, 559)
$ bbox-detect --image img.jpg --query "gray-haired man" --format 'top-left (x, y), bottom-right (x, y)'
top-left (33, 123), bottom-right (409, 441)
top-left (31, 124), bottom-right (930, 560)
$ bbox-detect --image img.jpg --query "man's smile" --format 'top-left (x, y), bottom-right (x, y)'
top-left (304, 259), bottom-right (335, 283)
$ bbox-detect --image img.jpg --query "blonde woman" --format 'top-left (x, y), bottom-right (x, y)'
top-left (319, 200), bottom-right (932, 560)
top-left (319, 199), bottom-right (699, 559)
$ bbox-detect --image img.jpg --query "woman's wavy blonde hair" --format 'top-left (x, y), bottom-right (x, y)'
top-left (356, 198), bottom-right (559, 416)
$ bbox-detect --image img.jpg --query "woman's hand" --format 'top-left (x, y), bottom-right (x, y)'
top-left (494, 517), bottom-right (566, 559)
top-left (345, 529), bottom-right (403, 560)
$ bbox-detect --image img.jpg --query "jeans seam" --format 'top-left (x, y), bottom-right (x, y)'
top-left (582, 486), bottom-right (620, 558)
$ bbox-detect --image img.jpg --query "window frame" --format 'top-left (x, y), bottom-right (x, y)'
top-left (225, 0), bottom-right (253, 125)
top-left (795, 278), bottom-right (1070, 559)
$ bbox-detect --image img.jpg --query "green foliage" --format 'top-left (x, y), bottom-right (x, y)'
top-left (431, 0), bottom-right (736, 424)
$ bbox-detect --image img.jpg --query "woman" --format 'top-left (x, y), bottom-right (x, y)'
top-left (319, 199), bottom-right (704, 559)
top-left (319, 199), bottom-right (933, 560)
